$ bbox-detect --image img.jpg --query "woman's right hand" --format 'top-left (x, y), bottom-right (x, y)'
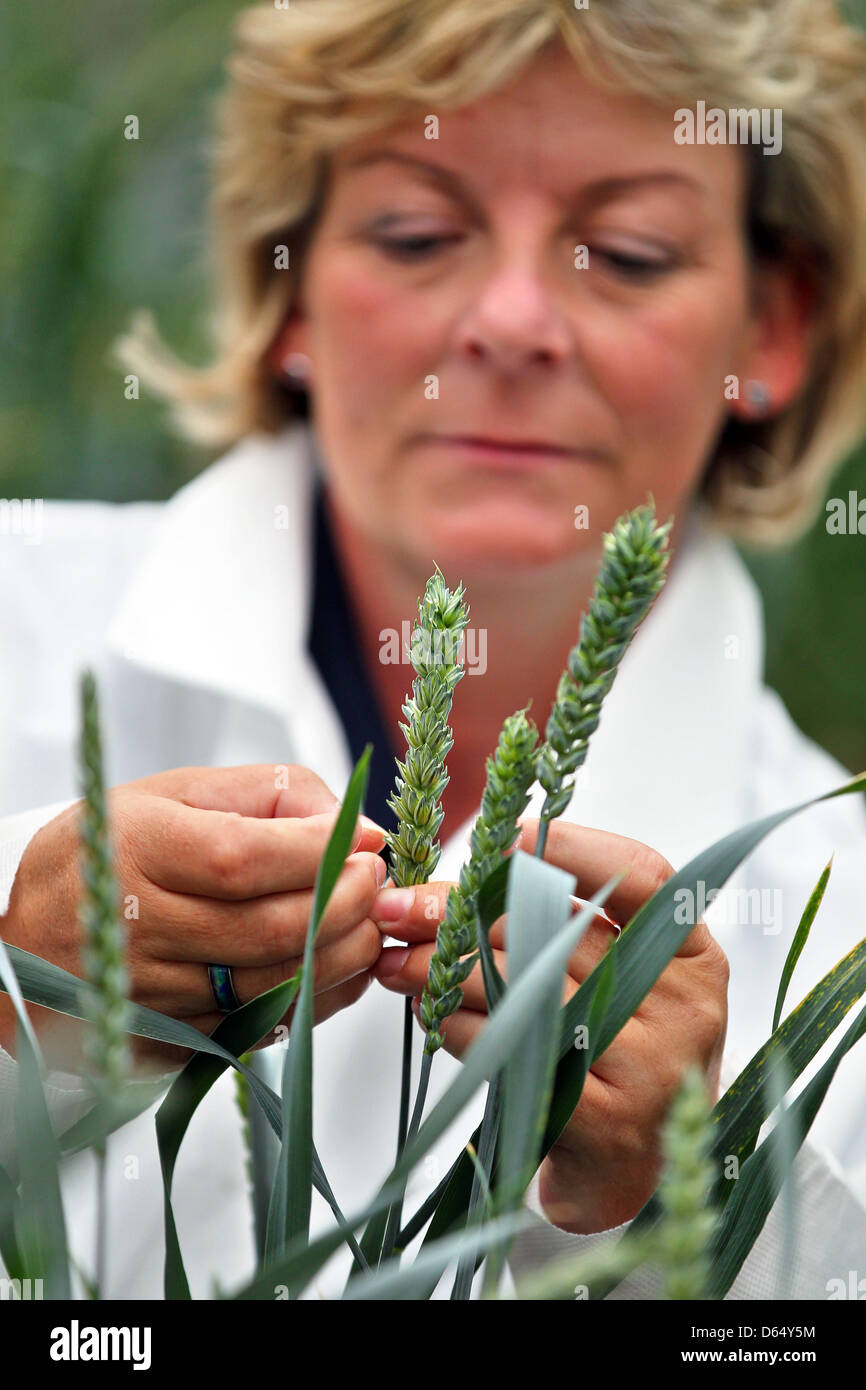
top-left (0, 764), bottom-right (388, 1072)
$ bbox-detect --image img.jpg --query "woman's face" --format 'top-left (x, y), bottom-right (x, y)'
top-left (280, 42), bottom-right (787, 577)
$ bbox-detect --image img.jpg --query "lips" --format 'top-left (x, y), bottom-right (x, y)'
top-left (431, 434), bottom-right (577, 454)
top-left (414, 433), bottom-right (607, 470)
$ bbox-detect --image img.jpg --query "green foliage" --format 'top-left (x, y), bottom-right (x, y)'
top-left (266, 746), bottom-right (374, 1267)
top-left (772, 857), bottom-right (831, 1032)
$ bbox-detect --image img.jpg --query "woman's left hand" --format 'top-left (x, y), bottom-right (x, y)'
top-left (371, 816), bottom-right (729, 1234)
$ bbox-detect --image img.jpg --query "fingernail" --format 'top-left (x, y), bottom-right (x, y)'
top-left (350, 816), bottom-right (386, 852)
top-left (376, 947), bottom-right (411, 978)
top-left (360, 815), bottom-right (387, 836)
top-left (372, 886), bottom-right (414, 925)
top-left (374, 856), bottom-right (388, 887)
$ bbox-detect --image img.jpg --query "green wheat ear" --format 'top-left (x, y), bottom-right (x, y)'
top-left (78, 670), bottom-right (131, 1096)
top-left (656, 1064), bottom-right (718, 1299)
top-left (535, 502), bottom-right (672, 852)
top-left (420, 706), bottom-right (539, 1053)
top-left (385, 566), bottom-right (470, 888)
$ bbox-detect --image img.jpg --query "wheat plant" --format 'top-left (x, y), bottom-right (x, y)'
top-left (1, 503), bottom-right (865, 1304)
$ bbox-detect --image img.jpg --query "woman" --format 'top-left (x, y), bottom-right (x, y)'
top-left (1, 0), bottom-right (866, 1298)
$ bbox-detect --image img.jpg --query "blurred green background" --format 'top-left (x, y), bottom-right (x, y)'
top-left (1, 0), bottom-right (864, 772)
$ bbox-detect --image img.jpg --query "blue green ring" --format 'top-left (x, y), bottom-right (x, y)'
top-left (208, 963), bottom-right (242, 1013)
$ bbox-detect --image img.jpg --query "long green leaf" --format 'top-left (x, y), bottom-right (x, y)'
top-left (408, 855), bottom-right (511, 1296)
top-left (356, 864), bottom-right (617, 1301)
top-left (450, 1078), bottom-right (501, 1300)
top-left (766, 1050), bottom-right (796, 1302)
top-left (351, 871), bottom-right (620, 1302)
top-left (243, 1051), bottom-right (281, 1266)
top-left (707, 994), bottom-right (866, 1298)
top-left (377, 856), bottom-right (604, 1201)
top-left (58, 1080), bottom-right (174, 1154)
top-left (13, 1018), bottom-right (70, 1297)
top-left (773, 857), bottom-right (831, 1032)
top-left (489, 853), bottom-right (576, 1285)
top-left (548, 776), bottom-right (866, 1148)
top-left (591, 930), bottom-right (866, 1299)
top-left (414, 773), bottom-right (866, 1265)
top-left (475, 859), bottom-right (508, 1009)
top-left (158, 973), bottom-right (300, 1299)
top-left (22, 957), bottom-right (365, 1293)
top-left (401, 858), bottom-right (538, 1294)
top-left (572, 937), bottom-right (617, 1098)
top-left (0, 935), bottom-right (70, 1297)
top-left (712, 936), bottom-right (866, 1188)
top-left (265, 745), bottom-right (373, 1265)
top-left (343, 1212), bottom-right (525, 1300)
top-left (403, 960), bottom-right (614, 1259)
top-left (0, 1159), bottom-right (24, 1280)
top-left (355, 1202), bottom-right (390, 1281)
top-left (1, 944), bottom-right (289, 1130)
top-left (1, 935), bottom-right (362, 1276)
top-left (10, 942), bottom-right (355, 1229)
top-left (233, 1185), bottom-right (397, 1300)
top-left (453, 854), bottom-right (579, 1299)
top-left (457, 940), bottom-right (618, 1299)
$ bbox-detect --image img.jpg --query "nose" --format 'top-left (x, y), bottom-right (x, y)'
top-left (454, 262), bottom-right (574, 378)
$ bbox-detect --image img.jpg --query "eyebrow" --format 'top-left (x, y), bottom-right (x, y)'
top-left (338, 149), bottom-right (705, 205)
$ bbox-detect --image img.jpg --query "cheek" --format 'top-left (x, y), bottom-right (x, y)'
top-left (606, 288), bottom-right (745, 428)
top-left (312, 258), bottom-right (431, 406)
top-left (590, 277), bottom-right (748, 512)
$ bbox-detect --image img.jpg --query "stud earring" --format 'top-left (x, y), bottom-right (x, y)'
top-left (281, 351), bottom-right (311, 386)
top-left (744, 380), bottom-right (771, 418)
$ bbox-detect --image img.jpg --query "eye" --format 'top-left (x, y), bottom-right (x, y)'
top-left (593, 248), bottom-right (675, 281)
top-left (374, 234), bottom-right (459, 261)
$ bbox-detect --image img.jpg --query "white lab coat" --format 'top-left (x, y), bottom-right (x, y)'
top-left (1, 421), bottom-right (864, 1300)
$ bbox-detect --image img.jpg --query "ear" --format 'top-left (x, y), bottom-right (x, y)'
top-left (265, 311), bottom-right (311, 378)
top-left (730, 259), bottom-right (816, 421)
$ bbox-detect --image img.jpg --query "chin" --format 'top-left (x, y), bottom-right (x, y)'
top-left (409, 514), bottom-right (582, 576)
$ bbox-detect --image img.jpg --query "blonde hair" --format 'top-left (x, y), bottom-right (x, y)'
top-left (114, 0), bottom-right (866, 546)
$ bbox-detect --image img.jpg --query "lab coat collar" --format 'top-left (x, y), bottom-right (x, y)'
top-left (106, 423), bottom-right (320, 718)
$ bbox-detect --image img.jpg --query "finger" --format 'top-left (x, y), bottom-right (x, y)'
top-left (369, 880), bottom-right (458, 942)
top-left (129, 1018), bottom-right (220, 1072)
top-left (417, 1007), bottom-right (627, 1077)
top-left (133, 852), bottom-right (387, 966)
top-left (374, 940), bottom-right (471, 999)
top-left (130, 971), bottom-right (376, 1067)
top-left (309, 971), bottom-right (373, 1026)
top-left (374, 944), bottom-right (557, 1013)
top-left (151, 917), bottom-right (383, 1015)
top-left (251, 972), bottom-right (375, 1044)
top-left (121, 796), bottom-right (385, 898)
top-left (420, 1001), bottom-right (486, 1059)
top-left (370, 820), bottom-right (681, 942)
top-left (122, 763), bottom-right (348, 821)
top-left (373, 908), bottom-right (619, 1000)
top-left (514, 818), bottom-right (712, 957)
top-left (369, 880), bottom-right (616, 947)
top-left (421, 991), bottom-right (655, 1093)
